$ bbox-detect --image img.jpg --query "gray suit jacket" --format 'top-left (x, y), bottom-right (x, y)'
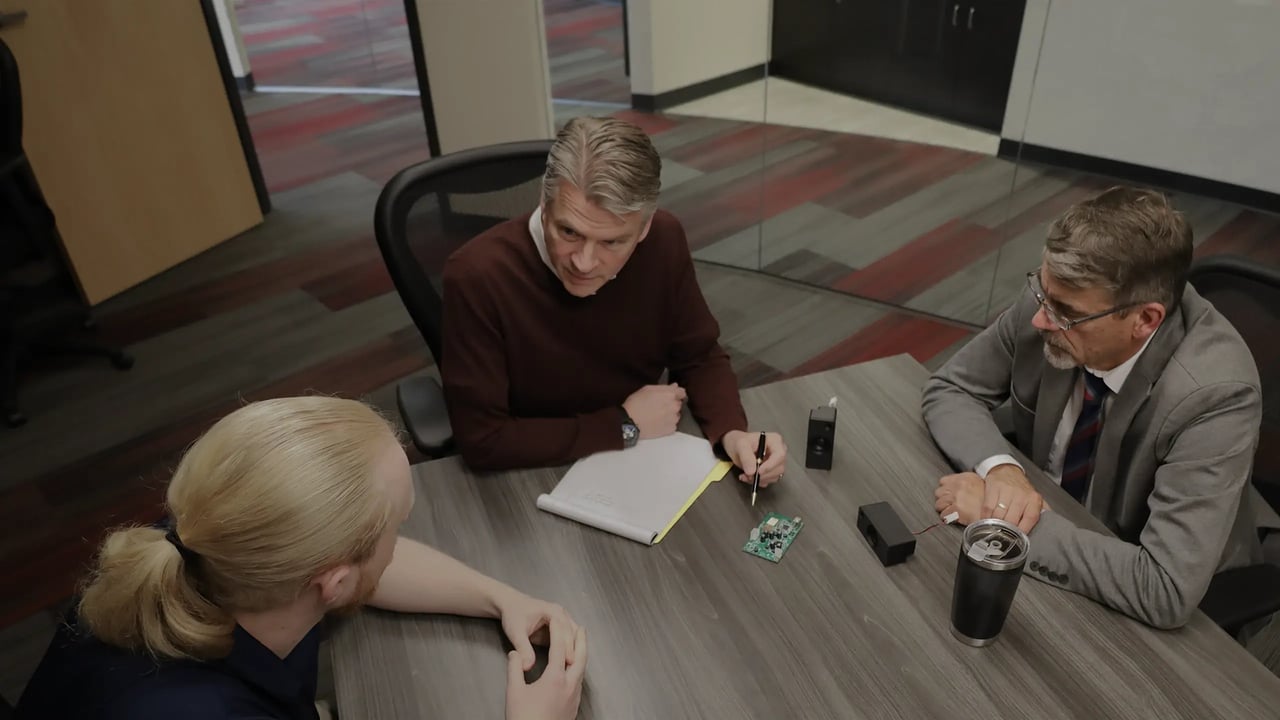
top-left (922, 286), bottom-right (1263, 629)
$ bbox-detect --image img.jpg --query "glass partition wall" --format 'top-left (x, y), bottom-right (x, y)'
top-left (588, 0), bottom-right (1036, 375)
top-left (741, 0), bottom-right (1280, 330)
top-left (553, 0), bottom-right (1277, 378)
top-left (986, 0), bottom-right (1280, 323)
top-left (745, 0), bottom-right (1045, 331)
top-left (236, 0), bottom-right (417, 91)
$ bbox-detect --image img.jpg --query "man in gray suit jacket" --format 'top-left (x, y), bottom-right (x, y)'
top-left (923, 186), bottom-right (1263, 630)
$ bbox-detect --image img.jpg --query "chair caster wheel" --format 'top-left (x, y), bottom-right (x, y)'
top-left (111, 353), bottom-right (134, 370)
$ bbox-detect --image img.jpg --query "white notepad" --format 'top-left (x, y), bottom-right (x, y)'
top-left (536, 432), bottom-right (733, 545)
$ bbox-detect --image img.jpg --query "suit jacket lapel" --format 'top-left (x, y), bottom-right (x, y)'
top-left (1087, 301), bottom-right (1189, 518)
top-left (1033, 365), bottom-right (1076, 468)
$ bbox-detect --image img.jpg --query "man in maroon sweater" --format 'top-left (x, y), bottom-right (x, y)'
top-left (441, 116), bottom-right (787, 486)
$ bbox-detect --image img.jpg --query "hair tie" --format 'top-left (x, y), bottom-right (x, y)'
top-left (161, 517), bottom-right (200, 564)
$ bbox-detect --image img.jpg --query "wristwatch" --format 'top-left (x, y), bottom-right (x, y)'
top-left (619, 408), bottom-right (640, 448)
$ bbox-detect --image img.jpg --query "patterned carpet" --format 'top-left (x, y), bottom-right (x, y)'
top-left (2, 0), bottom-right (1278, 704)
top-left (236, 0), bottom-right (1280, 330)
top-left (236, 0), bottom-right (417, 89)
top-left (237, 0), bottom-right (631, 103)
top-left (544, 0), bottom-right (630, 104)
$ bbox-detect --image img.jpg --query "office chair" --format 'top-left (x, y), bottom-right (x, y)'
top-left (374, 140), bottom-right (553, 455)
top-left (1, 37), bottom-right (133, 428)
top-left (1189, 254), bottom-right (1280, 637)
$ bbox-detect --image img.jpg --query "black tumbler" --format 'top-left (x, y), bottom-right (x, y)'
top-left (950, 518), bottom-right (1029, 647)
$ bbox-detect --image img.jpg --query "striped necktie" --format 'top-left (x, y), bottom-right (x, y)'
top-left (1060, 372), bottom-right (1110, 502)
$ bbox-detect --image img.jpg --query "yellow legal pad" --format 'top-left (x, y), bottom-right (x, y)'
top-left (654, 460), bottom-right (733, 543)
top-left (536, 433), bottom-right (734, 545)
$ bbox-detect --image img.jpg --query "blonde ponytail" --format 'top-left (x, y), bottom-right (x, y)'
top-left (79, 526), bottom-right (233, 660)
top-left (78, 396), bottom-right (398, 661)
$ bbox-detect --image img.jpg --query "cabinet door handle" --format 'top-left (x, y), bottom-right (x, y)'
top-left (968, 6), bottom-right (976, 30)
top-left (952, 4), bottom-right (960, 26)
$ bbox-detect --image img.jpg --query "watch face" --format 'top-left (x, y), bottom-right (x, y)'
top-left (622, 423), bottom-right (639, 445)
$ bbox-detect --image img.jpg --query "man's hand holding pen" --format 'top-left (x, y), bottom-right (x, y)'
top-left (722, 430), bottom-right (787, 495)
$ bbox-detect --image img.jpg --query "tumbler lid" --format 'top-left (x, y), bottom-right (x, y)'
top-left (962, 519), bottom-right (1029, 571)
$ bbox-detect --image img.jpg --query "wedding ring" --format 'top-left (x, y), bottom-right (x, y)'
top-left (997, 502), bottom-right (1009, 510)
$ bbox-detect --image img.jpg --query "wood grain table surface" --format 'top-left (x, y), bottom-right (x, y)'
top-left (332, 354), bottom-right (1280, 719)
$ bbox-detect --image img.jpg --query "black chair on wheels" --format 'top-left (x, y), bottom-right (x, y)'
top-left (1, 37), bottom-right (133, 427)
top-left (373, 139), bottom-right (553, 456)
top-left (1191, 254), bottom-right (1280, 637)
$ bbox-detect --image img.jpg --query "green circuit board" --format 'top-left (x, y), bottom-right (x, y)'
top-left (743, 512), bottom-right (804, 563)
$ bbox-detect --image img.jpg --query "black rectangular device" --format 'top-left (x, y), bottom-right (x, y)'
top-left (805, 406), bottom-right (836, 470)
top-left (857, 501), bottom-right (916, 566)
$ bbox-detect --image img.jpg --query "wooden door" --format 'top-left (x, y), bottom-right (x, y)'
top-left (0, 0), bottom-right (263, 304)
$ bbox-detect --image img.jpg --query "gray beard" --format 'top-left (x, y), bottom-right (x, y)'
top-left (1042, 338), bottom-right (1079, 370)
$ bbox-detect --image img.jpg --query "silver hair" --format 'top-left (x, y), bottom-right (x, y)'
top-left (542, 116), bottom-right (662, 216)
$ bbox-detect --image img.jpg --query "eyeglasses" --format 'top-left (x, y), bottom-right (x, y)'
top-left (1025, 271), bottom-right (1140, 332)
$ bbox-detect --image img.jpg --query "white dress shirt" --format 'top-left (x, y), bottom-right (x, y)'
top-left (528, 206), bottom-right (555, 272)
top-left (976, 330), bottom-right (1158, 485)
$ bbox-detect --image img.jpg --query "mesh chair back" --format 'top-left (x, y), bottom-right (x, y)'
top-left (373, 140), bottom-right (553, 364)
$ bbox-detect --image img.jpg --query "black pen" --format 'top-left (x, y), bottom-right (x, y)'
top-left (750, 431), bottom-right (766, 507)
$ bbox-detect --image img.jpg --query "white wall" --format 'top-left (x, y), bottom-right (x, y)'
top-left (628, 0), bottom-right (771, 96)
top-left (413, 0), bottom-right (555, 154)
top-left (211, 0), bottom-right (251, 81)
top-left (1000, 0), bottom-right (1049, 142)
top-left (1002, 0), bottom-right (1280, 195)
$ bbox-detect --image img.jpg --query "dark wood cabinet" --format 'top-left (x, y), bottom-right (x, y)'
top-left (770, 0), bottom-right (1026, 132)
top-left (951, 0), bottom-right (1027, 129)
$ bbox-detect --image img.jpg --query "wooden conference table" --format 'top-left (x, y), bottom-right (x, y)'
top-left (332, 354), bottom-right (1280, 719)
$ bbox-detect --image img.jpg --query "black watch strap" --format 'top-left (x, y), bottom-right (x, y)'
top-left (619, 407), bottom-right (639, 448)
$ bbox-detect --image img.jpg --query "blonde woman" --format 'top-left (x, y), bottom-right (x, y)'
top-left (16, 396), bottom-right (587, 720)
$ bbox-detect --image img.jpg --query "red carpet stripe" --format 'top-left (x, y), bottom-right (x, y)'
top-left (610, 109), bottom-right (680, 136)
top-left (667, 124), bottom-right (814, 174)
top-left (831, 145), bottom-right (984, 219)
top-left (1196, 211), bottom-right (1280, 263)
top-left (830, 219), bottom-right (1003, 304)
top-left (98, 235), bottom-right (383, 347)
top-left (547, 11), bottom-right (622, 40)
top-left (788, 314), bottom-right (973, 378)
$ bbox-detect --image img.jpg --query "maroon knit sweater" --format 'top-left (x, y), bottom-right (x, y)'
top-left (440, 209), bottom-right (748, 471)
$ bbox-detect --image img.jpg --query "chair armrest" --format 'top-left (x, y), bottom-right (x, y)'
top-left (1199, 563), bottom-right (1280, 635)
top-left (396, 375), bottom-right (454, 457)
